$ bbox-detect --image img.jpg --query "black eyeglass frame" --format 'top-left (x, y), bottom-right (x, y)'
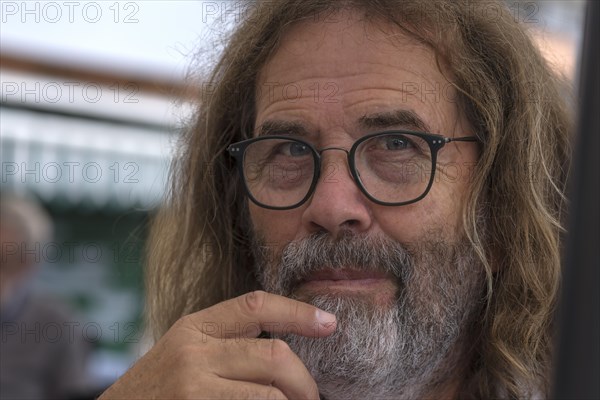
top-left (227, 130), bottom-right (478, 210)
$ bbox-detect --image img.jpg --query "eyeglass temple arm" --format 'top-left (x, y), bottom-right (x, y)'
top-left (444, 136), bottom-right (479, 143)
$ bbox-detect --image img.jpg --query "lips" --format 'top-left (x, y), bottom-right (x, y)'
top-left (294, 268), bottom-right (399, 304)
top-left (296, 268), bottom-right (397, 293)
top-left (303, 268), bottom-right (392, 282)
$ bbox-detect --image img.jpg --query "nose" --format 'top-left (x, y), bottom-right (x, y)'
top-left (301, 148), bottom-right (373, 237)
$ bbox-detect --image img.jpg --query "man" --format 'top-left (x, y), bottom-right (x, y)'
top-left (101, 0), bottom-right (571, 398)
top-left (1, 194), bottom-right (93, 399)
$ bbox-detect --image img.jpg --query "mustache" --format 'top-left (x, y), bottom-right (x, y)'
top-left (254, 230), bottom-right (415, 296)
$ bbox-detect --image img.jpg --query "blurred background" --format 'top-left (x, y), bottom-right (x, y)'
top-left (0, 0), bottom-right (587, 398)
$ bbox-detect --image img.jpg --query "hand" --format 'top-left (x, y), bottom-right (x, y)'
top-left (99, 290), bottom-right (337, 399)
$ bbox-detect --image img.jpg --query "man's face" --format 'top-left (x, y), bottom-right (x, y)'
top-left (249, 10), bottom-right (483, 398)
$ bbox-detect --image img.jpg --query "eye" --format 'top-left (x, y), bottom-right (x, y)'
top-left (283, 141), bottom-right (311, 157)
top-left (384, 135), bottom-right (412, 150)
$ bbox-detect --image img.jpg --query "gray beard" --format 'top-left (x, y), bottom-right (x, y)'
top-left (252, 230), bottom-right (485, 399)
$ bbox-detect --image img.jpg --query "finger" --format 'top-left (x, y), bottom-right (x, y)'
top-left (182, 290), bottom-right (337, 339)
top-left (210, 338), bottom-right (319, 400)
top-left (202, 376), bottom-right (289, 400)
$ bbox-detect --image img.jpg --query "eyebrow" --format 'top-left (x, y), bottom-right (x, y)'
top-left (256, 109), bottom-right (432, 138)
top-left (256, 120), bottom-right (311, 137)
top-left (358, 110), bottom-right (431, 133)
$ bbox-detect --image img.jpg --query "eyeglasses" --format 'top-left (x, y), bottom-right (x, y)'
top-left (227, 130), bottom-right (478, 210)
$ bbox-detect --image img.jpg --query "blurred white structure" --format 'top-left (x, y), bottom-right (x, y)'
top-left (1, 67), bottom-right (183, 210)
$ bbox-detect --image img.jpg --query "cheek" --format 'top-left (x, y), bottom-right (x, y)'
top-left (372, 185), bottom-right (465, 243)
top-left (249, 202), bottom-right (301, 247)
top-left (372, 204), bottom-right (437, 245)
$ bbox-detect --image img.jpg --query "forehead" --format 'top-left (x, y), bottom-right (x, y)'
top-left (254, 9), bottom-right (464, 138)
top-left (259, 11), bottom-right (429, 78)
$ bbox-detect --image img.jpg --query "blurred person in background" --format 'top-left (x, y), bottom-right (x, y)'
top-left (101, 0), bottom-right (572, 398)
top-left (1, 193), bottom-right (93, 399)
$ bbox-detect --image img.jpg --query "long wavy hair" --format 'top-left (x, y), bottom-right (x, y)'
top-left (146, 0), bottom-right (572, 397)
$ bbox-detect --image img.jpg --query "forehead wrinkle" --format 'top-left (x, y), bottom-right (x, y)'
top-left (259, 59), bottom-right (428, 88)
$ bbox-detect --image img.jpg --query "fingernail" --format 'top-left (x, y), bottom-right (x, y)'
top-left (316, 309), bottom-right (336, 326)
